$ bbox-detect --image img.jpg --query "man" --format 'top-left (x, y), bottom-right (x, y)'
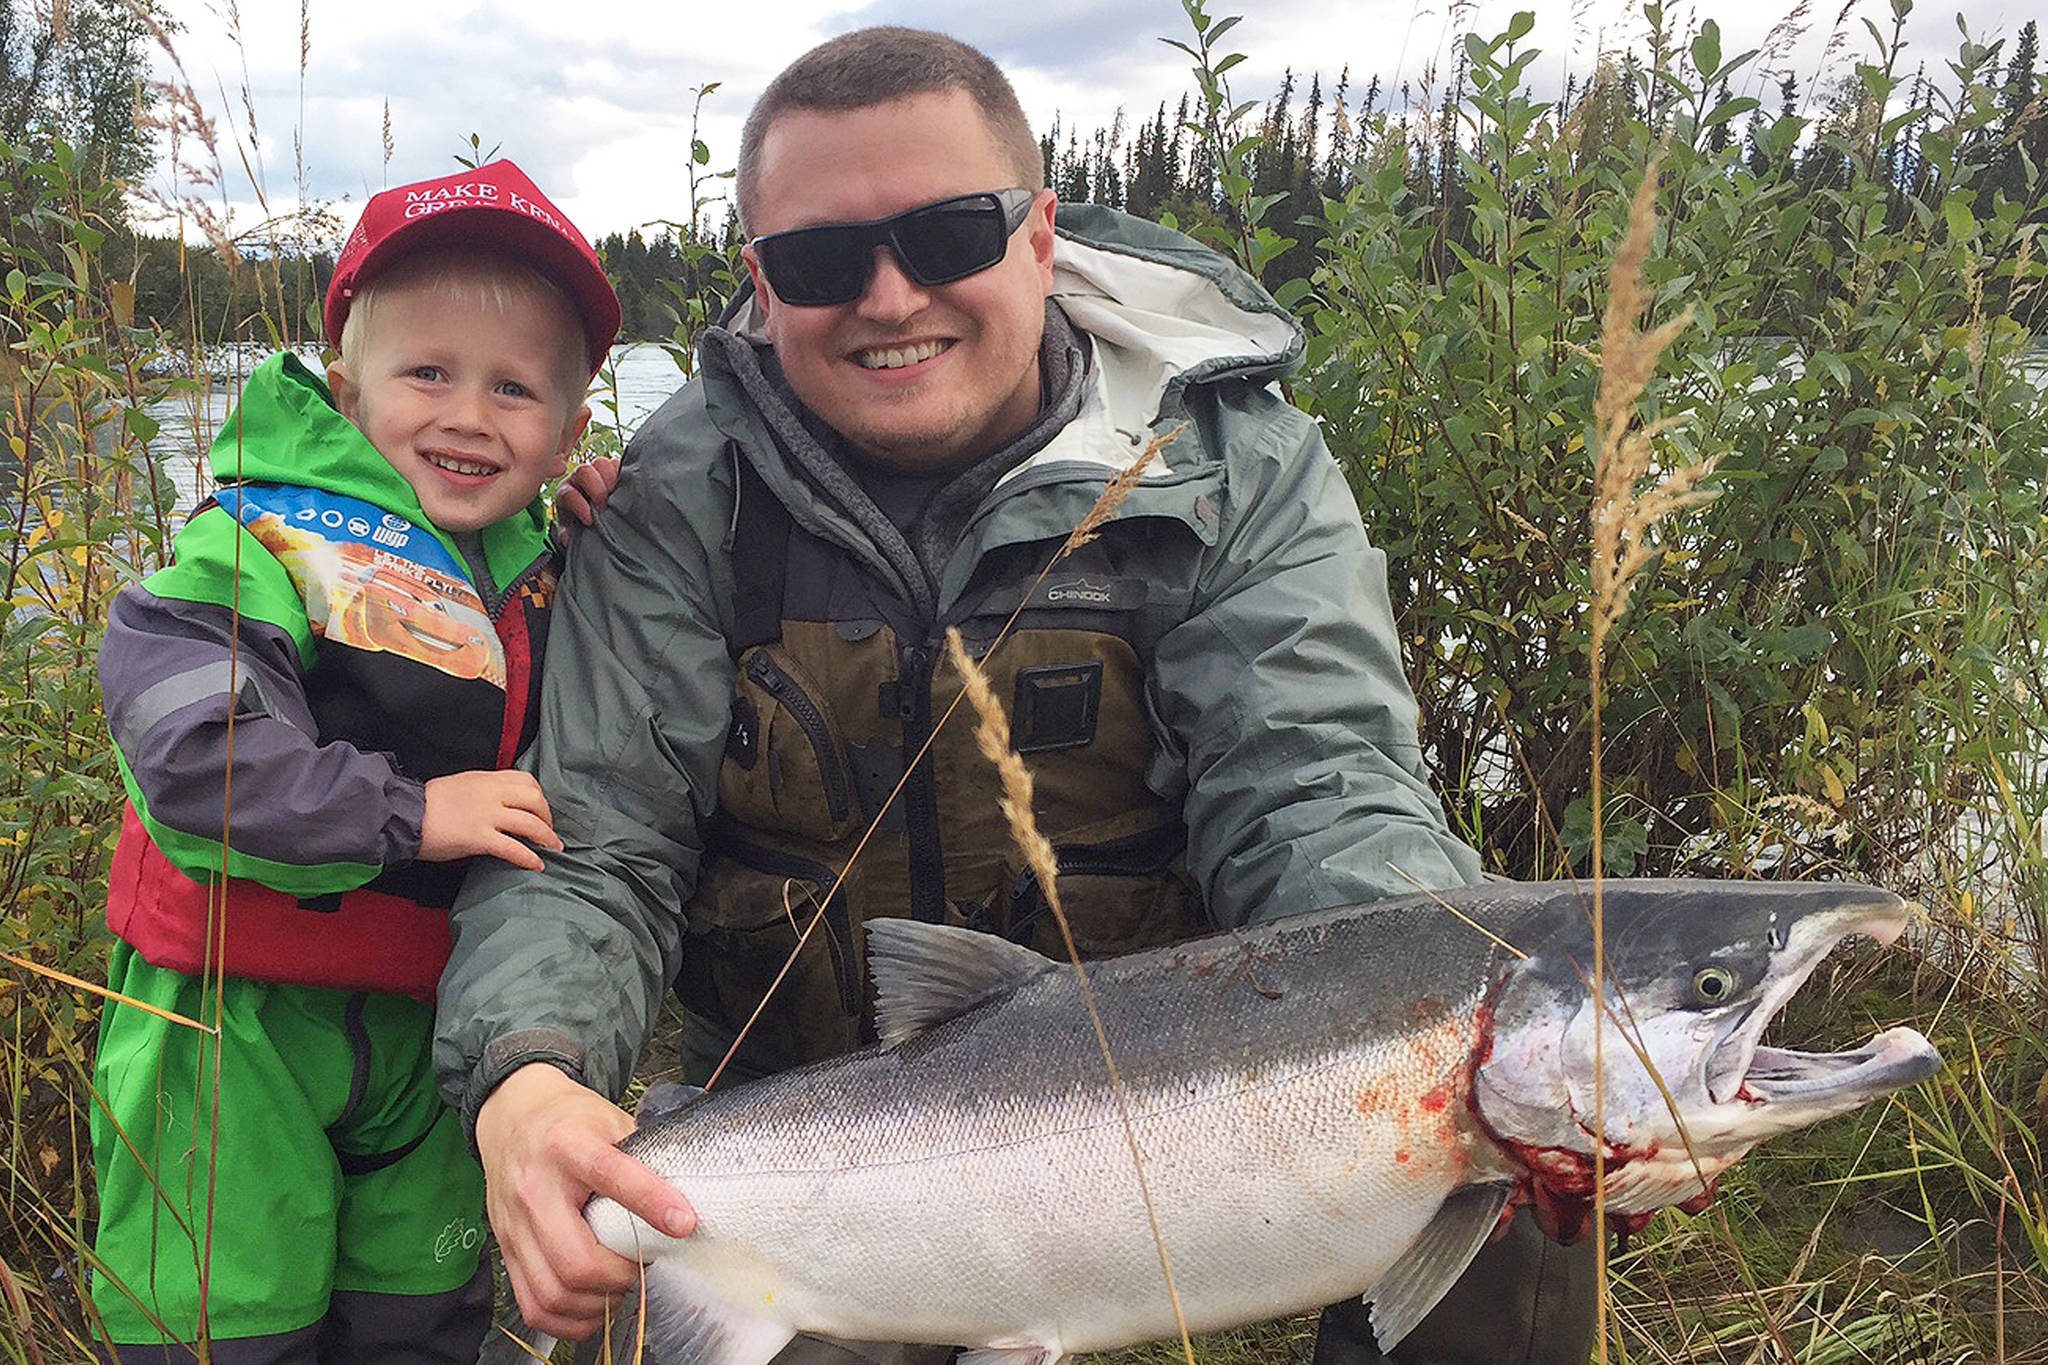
top-left (435, 26), bottom-right (1595, 1363)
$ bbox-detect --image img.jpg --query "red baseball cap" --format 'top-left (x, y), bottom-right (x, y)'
top-left (324, 159), bottom-right (621, 373)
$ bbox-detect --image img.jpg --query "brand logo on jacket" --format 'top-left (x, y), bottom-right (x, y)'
top-left (434, 1216), bottom-right (483, 1263)
top-left (1033, 575), bottom-right (1146, 610)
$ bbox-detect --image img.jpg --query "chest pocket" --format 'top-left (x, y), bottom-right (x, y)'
top-left (720, 644), bottom-right (863, 845)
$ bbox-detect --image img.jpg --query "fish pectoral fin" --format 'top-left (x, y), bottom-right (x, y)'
top-left (865, 919), bottom-right (1056, 1049)
top-left (638, 1261), bottom-right (796, 1365)
top-left (1363, 1182), bottom-right (1514, 1353)
top-left (959, 1345), bottom-right (1061, 1365)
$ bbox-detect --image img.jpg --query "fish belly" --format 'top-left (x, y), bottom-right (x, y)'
top-left (621, 1049), bottom-right (1476, 1355)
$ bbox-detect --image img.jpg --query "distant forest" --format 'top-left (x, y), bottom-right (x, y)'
top-left (101, 17), bottom-right (2047, 348)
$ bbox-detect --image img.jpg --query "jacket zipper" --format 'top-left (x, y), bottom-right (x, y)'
top-left (745, 653), bottom-right (852, 824)
top-left (1005, 825), bottom-right (1189, 941)
top-left (490, 555), bottom-right (554, 621)
top-left (897, 641), bottom-right (947, 924)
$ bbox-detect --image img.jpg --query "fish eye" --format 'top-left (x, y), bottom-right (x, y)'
top-left (1691, 965), bottom-right (1737, 1006)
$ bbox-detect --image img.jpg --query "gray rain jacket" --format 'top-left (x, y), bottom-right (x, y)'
top-left (436, 205), bottom-right (1482, 1121)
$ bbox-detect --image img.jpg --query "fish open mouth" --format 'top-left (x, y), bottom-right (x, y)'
top-left (1738, 1028), bottom-right (1940, 1102)
top-left (1704, 901), bottom-right (1938, 1107)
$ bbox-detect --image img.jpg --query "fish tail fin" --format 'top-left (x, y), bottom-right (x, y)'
top-left (636, 1260), bottom-right (797, 1365)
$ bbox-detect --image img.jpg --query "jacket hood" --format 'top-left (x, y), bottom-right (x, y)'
top-left (714, 203), bottom-right (1303, 477)
top-left (206, 350), bottom-right (553, 580)
top-left (1043, 202), bottom-right (1303, 403)
top-left (207, 351), bottom-right (406, 496)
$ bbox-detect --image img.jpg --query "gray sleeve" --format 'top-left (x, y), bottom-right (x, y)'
top-left (436, 393), bottom-right (738, 1115)
top-left (100, 584), bottom-right (425, 877)
top-left (1153, 394), bottom-right (1483, 926)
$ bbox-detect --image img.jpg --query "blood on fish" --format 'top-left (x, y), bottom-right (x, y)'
top-left (1678, 1182), bottom-right (1718, 1214)
top-left (1486, 1132), bottom-right (1677, 1243)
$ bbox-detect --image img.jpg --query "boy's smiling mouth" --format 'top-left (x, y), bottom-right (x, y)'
top-left (422, 451), bottom-right (500, 478)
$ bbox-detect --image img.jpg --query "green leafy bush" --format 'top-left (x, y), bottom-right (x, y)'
top-left (1295, 9), bottom-right (2046, 903)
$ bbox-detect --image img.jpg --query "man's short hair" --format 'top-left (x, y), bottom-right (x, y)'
top-left (337, 245), bottom-right (590, 411)
top-left (737, 26), bottom-right (1046, 233)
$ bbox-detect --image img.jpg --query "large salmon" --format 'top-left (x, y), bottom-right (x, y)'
top-left (586, 878), bottom-right (1939, 1361)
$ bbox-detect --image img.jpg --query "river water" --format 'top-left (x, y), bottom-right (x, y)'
top-left (138, 339), bottom-right (2048, 513)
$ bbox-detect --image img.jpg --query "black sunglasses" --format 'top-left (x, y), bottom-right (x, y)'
top-left (751, 188), bottom-right (1039, 307)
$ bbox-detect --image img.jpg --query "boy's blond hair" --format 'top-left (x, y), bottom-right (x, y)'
top-left (336, 245), bottom-right (592, 413)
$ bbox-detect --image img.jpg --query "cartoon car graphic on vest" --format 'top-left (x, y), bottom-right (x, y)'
top-left (337, 549), bottom-right (498, 680)
top-left (245, 510), bottom-right (506, 686)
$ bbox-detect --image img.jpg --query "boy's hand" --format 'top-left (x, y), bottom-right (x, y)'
top-left (419, 770), bottom-right (564, 869)
top-left (554, 456), bottom-right (621, 533)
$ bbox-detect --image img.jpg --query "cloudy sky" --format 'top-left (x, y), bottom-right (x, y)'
top-left (140, 0), bottom-right (2029, 246)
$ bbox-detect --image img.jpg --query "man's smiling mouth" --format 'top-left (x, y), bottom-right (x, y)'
top-left (855, 339), bottom-right (950, 370)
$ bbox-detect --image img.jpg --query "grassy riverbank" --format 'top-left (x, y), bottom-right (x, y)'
top-left (4, 0), bottom-right (2046, 1359)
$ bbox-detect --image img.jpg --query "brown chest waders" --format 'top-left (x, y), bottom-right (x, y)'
top-left (677, 461), bottom-right (1206, 1081)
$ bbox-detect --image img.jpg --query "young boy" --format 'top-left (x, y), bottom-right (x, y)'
top-left (90, 160), bottom-right (619, 1362)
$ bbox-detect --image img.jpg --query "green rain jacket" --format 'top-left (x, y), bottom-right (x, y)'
top-left (101, 352), bottom-right (558, 999)
top-left (436, 205), bottom-right (1483, 1120)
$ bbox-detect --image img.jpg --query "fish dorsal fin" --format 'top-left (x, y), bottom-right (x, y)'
top-left (633, 1079), bottom-right (707, 1127)
top-left (1364, 1182), bottom-right (1514, 1352)
top-left (866, 919), bottom-right (1056, 1050)
top-left (638, 1260), bottom-right (795, 1365)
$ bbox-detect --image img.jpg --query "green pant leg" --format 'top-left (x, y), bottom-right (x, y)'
top-left (328, 990), bottom-right (488, 1295)
top-left (320, 990), bottom-right (489, 1362)
top-left (89, 947), bottom-right (346, 1345)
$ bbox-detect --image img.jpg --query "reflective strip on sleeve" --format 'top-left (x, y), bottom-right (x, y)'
top-left (116, 658), bottom-right (298, 755)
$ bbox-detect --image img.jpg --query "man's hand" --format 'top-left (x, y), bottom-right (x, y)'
top-left (477, 1063), bottom-right (700, 1339)
top-left (555, 456), bottom-right (622, 532)
top-left (419, 770), bottom-right (564, 870)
